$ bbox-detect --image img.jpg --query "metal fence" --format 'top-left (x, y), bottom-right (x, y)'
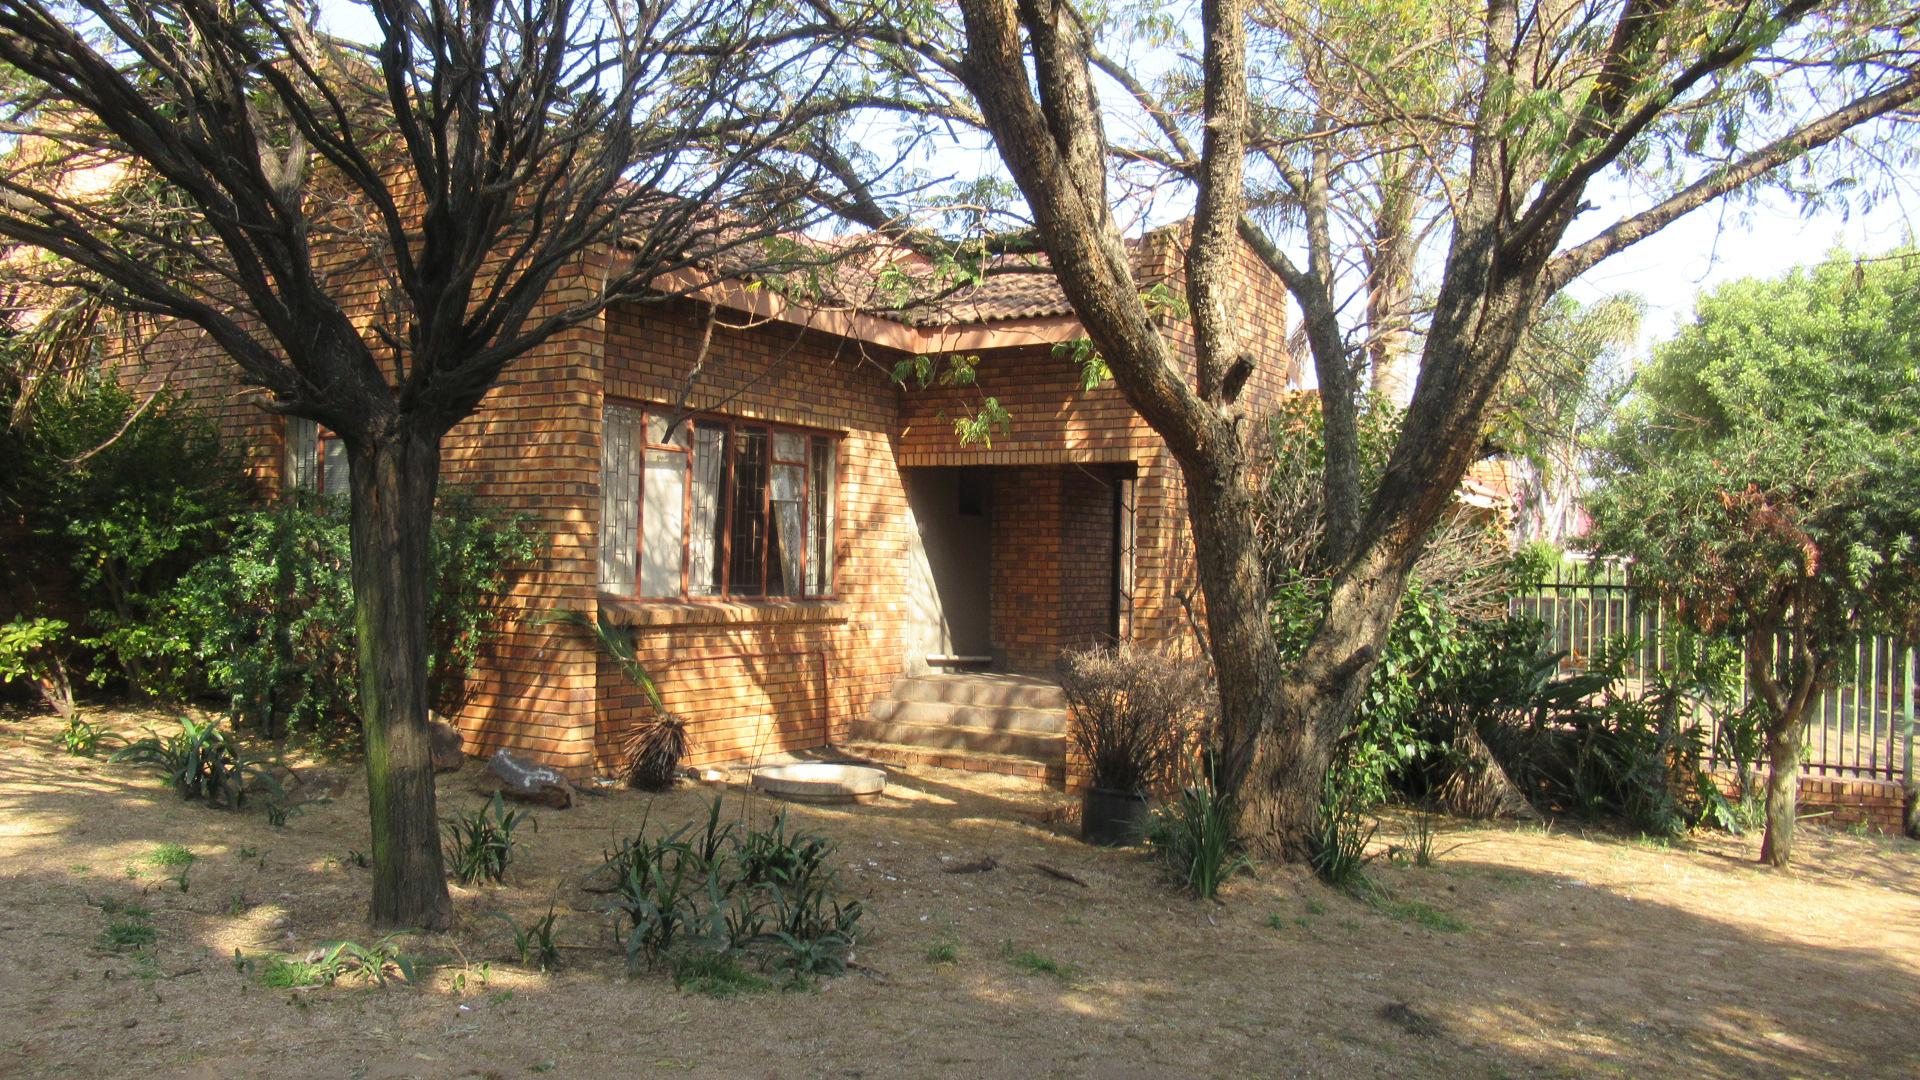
top-left (1509, 560), bottom-right (1917, 784)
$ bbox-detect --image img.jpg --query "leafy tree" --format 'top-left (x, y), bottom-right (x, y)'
top-left (1587, 248), bottom-right (1920, 866)
top-left (1499, 293), bottom-right (1643, 546)
top-left (803, 0), bottom-right (1919, 855)
top-left (0, 0), bottom-right (867, 928)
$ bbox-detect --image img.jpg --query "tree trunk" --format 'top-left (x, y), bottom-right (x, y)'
top-left (349, 427), bottom-right (453, 930)
top-left (1230, 547), bottom-right (1415, 860)
top-left (1758, 718), bottom-right (1803, 869)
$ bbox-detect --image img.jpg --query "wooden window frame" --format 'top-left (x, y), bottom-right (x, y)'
top-left (615, 398), bottom-right (840, 603)
top-left (286, 416), bottom-right (346, 497)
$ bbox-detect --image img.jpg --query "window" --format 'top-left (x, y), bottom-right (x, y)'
top-left (600, 403), bottom-right (838, 600)
top-left (286, 416), bottom-right (348, 496)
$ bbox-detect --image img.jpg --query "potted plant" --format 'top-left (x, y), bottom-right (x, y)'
top-left (1060, 643), bottom-right (1210, 846)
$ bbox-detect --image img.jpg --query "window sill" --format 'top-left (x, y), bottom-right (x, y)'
top-left (596, 592), bottom-right (850, 629)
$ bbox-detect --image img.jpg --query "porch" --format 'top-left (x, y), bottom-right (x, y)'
top-left (898, 463), bottom-right (1134, 676)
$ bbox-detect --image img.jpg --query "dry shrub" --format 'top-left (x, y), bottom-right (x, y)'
top-left (622, 714), bottom-right (692, 791)
top-left (1060, 644), bottom-right (1213, 795)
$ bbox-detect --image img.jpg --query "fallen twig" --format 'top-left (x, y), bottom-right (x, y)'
top-left (941, 856), bottom-right (997, 874)
top-left (1030, 862), bottom-right (1088, 887)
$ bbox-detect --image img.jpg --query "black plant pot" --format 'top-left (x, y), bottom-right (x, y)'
top-left (1081, 786), bottom-right (1151, 847)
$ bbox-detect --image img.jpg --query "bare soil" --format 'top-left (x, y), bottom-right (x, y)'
top-left (2, 705), bottom-right (1916, 1079)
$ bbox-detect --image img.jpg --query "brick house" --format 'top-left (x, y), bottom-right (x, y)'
top-left (112, 227), bottom-right (1299, 785)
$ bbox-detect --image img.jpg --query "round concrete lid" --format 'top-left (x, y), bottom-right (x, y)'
top-left (750, 762), bottom-right (887, 802)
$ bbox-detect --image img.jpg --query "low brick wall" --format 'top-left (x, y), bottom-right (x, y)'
top-left (1797, 774), bottom-right (1911, 834)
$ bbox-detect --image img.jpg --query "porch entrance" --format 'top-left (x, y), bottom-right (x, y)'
top-left (901, 464), bottom-right (1133, 675)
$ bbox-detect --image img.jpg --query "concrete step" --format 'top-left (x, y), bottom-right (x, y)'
top-left (848, 716), bottom-right (1066, 759)
top-left (892, 674), bottom-right (1068, 710)
top-left (835, 740), bottom-right (1067, 786)
top-left (866, 697), bottom-right (1068, 735)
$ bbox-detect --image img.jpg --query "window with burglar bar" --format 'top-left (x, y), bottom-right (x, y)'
top-left (599, 402), bottom-right (838, 600)
top-left (285, 416), bottom-right (348, 497)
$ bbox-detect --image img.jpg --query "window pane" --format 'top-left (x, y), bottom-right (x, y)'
top-left (599, 404), bottom-right (641, 592)
top-left (807, 438), bottom-right (835, 595)
top-left (727, 428), bottom-right (768, 596)
top-left (286, 417), bottom-right (318, 492)
top-left (689, 422), bottom-right (729, 596)
top-left (640, 449), bottom-right (686, 597)
top-left (320, 437), bottom-right (349, 497)
top-left (772, 431), bottom-right (805, 462)
top-left (769, 462), bottom-right (804, 596)
top-left (646, 411), bottom-right (690, 448)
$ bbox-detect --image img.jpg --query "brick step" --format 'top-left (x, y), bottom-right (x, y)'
top-left (866, 697), bottom-right (1068, 735)
top-left (835, 740), bottom-right (1067, 786)
top-left (891, 674), bottom-right (1068, 710)
top-left (849, 716), bottom-right (1066, 759)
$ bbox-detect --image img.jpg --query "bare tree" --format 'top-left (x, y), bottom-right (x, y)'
top-left (0, 0), bottom-right (863, 927)
top-left (808, 0), bottom-right (1919, 856)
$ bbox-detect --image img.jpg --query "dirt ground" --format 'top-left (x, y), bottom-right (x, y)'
top-left (2, 706), bottom-right (1916, 1080)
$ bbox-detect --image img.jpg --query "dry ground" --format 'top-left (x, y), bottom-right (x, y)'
top-left (2, 706), bottom-right (1916, 1080)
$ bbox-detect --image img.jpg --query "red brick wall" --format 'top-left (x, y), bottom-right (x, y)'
top-left (988, 465), bottom-right (1121, 671)
top-left (590, 297), bottom-right (913, 772)
top-left (74, 221), bottom-right (1302, 780)
top-left (1797, 775), bottom-right (1911, 834)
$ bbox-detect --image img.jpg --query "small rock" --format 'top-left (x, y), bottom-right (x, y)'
top-left (428, 720), bottom-right (466, 774)
top-left (484, 749), bottom-right (575, 809)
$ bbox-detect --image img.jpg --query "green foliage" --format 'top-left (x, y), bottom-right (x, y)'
top-left (1146, 757), bottom-right (1251, 900)
top-left (58, 715), bottom-right (104, 757)
top-left (1309, 762), bottom-right (1379, 897)
top-left (670, 949), bottom-right (775, 997)
top-left (111, 715), bottom-right (279, 809)
top-left (442, 792), bottom-right (535, 885)
top-left (1004, 945), bottom-right (1068, 978)
top-left (1590, 249), bottom-right (1920, 652)
top-left (598, 797), bottom-right (863, 985)
top-left (101, 918), bottom-right (156, 951)
top-left (924, 936), bottom-right (960, 964)
top-left (494, 906), bottom-right (561, 971)
top-left (159, 492), bottom-right (540, 740)
top-left (1472, 624), bottom-right (1764, 837)
top-left (0, 615), bottom-right (69, 691)
top-left (1588, 250), bottom-right (1920, 858)
top-left (951, 395), bottom-right (1010, 447)
top-left (540, 608), bottom-right (663, 712)
top-left (0, 377), bottom-right (247, 692)
top-left (254, 937), bottom-right (416, 988)
top-left (1374, 897), bottom-right (1468, 934)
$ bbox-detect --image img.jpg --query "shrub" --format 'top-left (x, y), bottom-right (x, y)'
top-left (0, 616), bottom-right (80, 720)
top-left (443, 792), bottom-right (535, 884)
top-left (111, 715), bottom-right (280, 809)
top-left (621, 713), bottom-right (692, 791)
top-left (59, 714), bottom-right (105, 757)
top-left (1059, 643), bottom-right (1210, 795)
top-left (0, 377), bottom-right (247, 695)
top-left (157, 491), bottom-right (540, 740)
top-left (1310, 760), bottom-right (1379, 896)
top-left (1146, 757), bottom-right (1251, 900)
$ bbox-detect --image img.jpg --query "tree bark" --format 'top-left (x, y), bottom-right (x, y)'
top-left (349, 427), bottom-right (453, 931)
top-left (1758, 718), bottom-right (1803, 869)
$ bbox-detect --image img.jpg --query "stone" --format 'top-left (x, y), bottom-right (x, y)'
top-left (428, 720), bottom-right (466, 773)
top-left (486, 749), bottom-right (575, 809)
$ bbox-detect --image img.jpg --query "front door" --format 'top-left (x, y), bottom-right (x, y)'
top-left (903, 467), bottom-right (992, 667)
